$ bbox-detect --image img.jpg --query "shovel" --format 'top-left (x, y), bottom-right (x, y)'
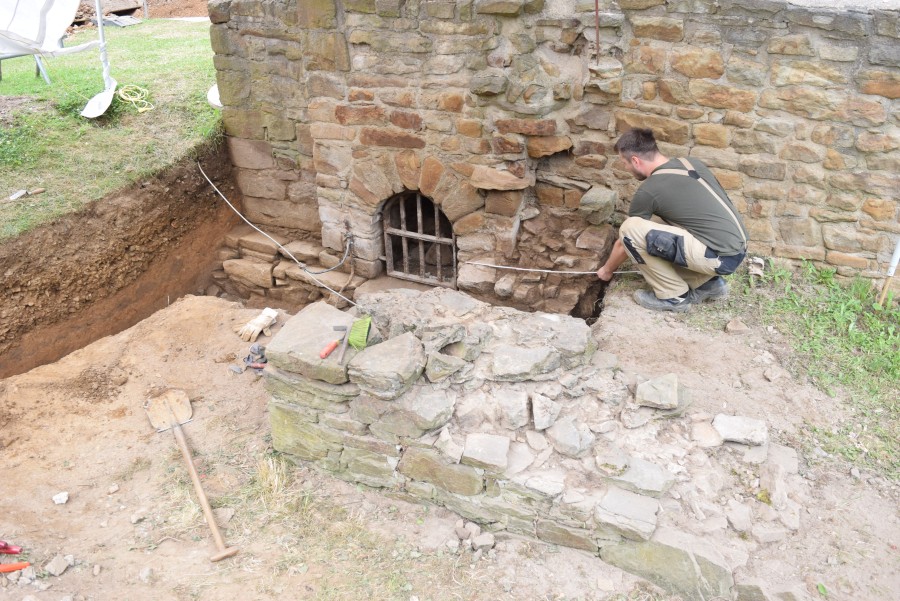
top-left (145, 389), bottom-right (238, 562)
top-left (81, 0), bottom-right (117, 118)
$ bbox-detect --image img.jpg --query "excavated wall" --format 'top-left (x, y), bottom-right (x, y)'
top-left (208, 0), bottom-right (899, 313)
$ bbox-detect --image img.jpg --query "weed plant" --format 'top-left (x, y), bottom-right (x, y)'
top-left (0, 19), bottom-right (220, 239)
top-left (698, 260), bottom-right (899, 479)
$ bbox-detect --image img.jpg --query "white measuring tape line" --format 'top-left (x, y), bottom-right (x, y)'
top-left (464, 261), bottom-right (640, 275)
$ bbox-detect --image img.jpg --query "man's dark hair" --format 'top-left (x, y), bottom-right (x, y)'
top-left (614, 128), bottom-right (659, 160)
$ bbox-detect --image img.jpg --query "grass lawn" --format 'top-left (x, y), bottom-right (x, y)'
top-left (0, 18), bottom-right (220, 240)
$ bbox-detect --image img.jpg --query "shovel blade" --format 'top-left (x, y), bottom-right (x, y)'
top-left (145, 388), bottom-right (193, 432)
top-left (81, 78), bottom-right (117, 119)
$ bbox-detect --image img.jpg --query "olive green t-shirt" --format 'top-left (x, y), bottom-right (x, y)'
top-left (628, 157), bottom-right (748, 256)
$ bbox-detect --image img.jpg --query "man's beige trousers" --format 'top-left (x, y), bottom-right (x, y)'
top-left (619, 216), bottom-right (720, 299)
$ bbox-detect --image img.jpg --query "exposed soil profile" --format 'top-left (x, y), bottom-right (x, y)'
top-left (0, 144), bottom-right (239, 378)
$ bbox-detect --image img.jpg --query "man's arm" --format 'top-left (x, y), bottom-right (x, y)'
top-left (596, 239), bottom-right (628, 281)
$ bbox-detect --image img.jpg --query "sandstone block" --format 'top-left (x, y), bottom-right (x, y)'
top-left (595, 486), bottom-right (659, 542)
top-left (340, 447), bottom-right (399, 489)
top-left (348, 332), bottom-right (426, 399)
top-left (491, 345), bottom-right (560, 381)
top-left (223, 259), bottom-right (274, 289)
top-left (266, 302), bottom-right (357, 383)
top-left (630, 16), bottom-right (684, 42)
top-left (689, 81), bottom-right (757, 113)
top-left (857, 70), bottom-right (900, 99)
top-left (462, 433), bottom-right (510, 471)
top-left (615, 111), bottom-right (689, 144)
top-left (398, 447), bottom-right (484, 495)
top-left (767, 34), bottom-right (814, 56)
top-left (535, 520), bottom-right (598, 552)
top-left (740, 156), bottom-right (786, 181)
top-left (360, 127), bottom-right (425, 149)
top-left (470, 165), bottom-right (535, 190)
top-left (600, 528), bottom-right (733, 599)
top-left (227, 137), bottom-right (274, 169)
top-left (671, 47), bottom-right (724, 79)
top-left (270, 403), bottom-right (343, 460)
top-left (495, 118), bottom-right (557, 136)
top-left (526, 135), bottom-right (573, 158)
top-left (694, 123), bottom-right (728, 148)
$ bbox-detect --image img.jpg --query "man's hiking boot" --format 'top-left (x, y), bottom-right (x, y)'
top-left (633, 290), bottom-right (692, 313)
top-left (689, 276), bottom-right (729, 303)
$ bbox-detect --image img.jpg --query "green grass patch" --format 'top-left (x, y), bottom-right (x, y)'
top-left (694, 261), bottom-right (900, 479)
top-left (0, 19), bottom-right (220, 240)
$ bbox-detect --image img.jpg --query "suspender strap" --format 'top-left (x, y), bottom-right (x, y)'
top-left (653, 157), bottom-right (748, 248)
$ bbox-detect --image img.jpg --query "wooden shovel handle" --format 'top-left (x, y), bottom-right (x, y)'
top-left (171, 423), bottom-right (238, 562)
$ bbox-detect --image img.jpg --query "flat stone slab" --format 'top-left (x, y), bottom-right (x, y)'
top-left (636, 373), bottom-right (680, 410)
top-left (600, 527), bottom-right (734, 601)
top-left (606, 456), bottom-right (675, 498)
top-left (348, 332), bottom-right (426, 399)
top-left (491, 345), bottom-right (560, 381)
top-left (461, 432), bottom-right (510, 472)
top-left (266, 301), bottom-right (356, 384)
top-left (594, 486), bottom-right (660, 541)
top-left (712, 414), bottom-right (768, 446)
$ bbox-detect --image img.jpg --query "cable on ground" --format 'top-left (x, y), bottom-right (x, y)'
top-left (197, 162), bottom-right (357, 307)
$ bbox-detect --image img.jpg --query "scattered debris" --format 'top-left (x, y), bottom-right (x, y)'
top-left (52, 491), bottom-right (69, 505)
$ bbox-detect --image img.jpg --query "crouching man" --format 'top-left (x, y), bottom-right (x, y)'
top-left (597, 128), bottom-right (749, 312)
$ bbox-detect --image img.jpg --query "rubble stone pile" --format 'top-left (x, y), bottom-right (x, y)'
top-left (265, 288), bottom-right (811, 600)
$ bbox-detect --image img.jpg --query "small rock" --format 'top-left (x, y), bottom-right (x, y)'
top-left (472, 532), bottom-right (495, 551)
top-left (850, 467), bottom-right (861, 479)
top-left (138, 567), bottom-right (153, 584)
top-left (691, 422), bottom-right (724, 448)
top-left (107, 484), bottom-right (119, 495)
top-left (100, 520), bottom-right (108, 528)
top-left (712, 414), bottom-right (768, 446)
top-left (455, 526), bottom-right (469, 541)
top-left (213, 507), bottom-right (235, 525)
top-left (763, 366), bottom-right (787, 382)
top-left (45, 554), bottom-right (69, 577)
top-left (93, 564), bottom-right (101, 577)
top-left (471, 548), bottom-right (483, 562)
top-left (725, 318), bottom-right (750, 334)
top-left (130, 509), bottom-right (148, 524)
top-left (445, 539), bottom-right (460, 553)
top-left (60, 596), bottom-right (75, 601)
top-left (464, 522), bottom-right (481, 539)
top-left (52, 492), bottom-right (69, 505)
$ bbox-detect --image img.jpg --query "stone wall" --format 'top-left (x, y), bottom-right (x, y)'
top-left (209, 0), bottom-right (899, 310)
top-left (264, 288), bottom-right (809, 600)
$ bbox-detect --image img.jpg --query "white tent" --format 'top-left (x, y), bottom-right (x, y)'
top-left (0, 0), bottom-right (100, 83)
top-left (1, 0), bottom-right (115, 117)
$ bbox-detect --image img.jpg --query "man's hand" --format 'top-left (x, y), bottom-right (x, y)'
top-left (597, 266), bottom-right (615, 281)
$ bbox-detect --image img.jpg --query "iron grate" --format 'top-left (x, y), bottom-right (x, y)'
top-left (382, 191), bottom-right (457, 288)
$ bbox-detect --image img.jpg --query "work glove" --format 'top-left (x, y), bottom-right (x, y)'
top-left (234, 307), bottom-right (278, 342)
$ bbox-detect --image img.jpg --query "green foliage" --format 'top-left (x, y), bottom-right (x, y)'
top-left (0, 19), bottom-right (220, 239)
top-left (708, 261), bottom-right (900, 479)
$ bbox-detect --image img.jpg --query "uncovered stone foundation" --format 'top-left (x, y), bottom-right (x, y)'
top-left (264, 288), bottom-right (807, 600)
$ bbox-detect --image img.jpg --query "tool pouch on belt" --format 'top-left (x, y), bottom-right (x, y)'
top-left (646, 230), bottom-right (688, 268)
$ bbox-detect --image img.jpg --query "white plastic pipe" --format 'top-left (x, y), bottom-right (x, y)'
top-left (887, 236), bottom-right (900, 278)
